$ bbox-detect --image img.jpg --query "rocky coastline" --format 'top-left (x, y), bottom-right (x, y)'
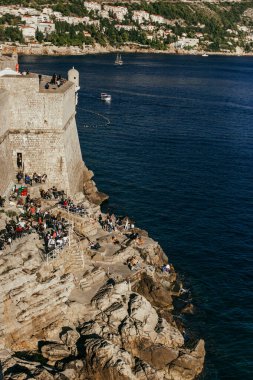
top-left (0, 172), bottom-right (205, 379)
top-left (0, 42), bottom-right (249, 57)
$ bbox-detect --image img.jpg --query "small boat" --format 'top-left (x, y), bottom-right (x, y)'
top-left (115, 53), bottom-right (123, 65)
top-left (202, 53), bottom-right (209, 57)
top-left (101, 93), bottom-right (111, 102)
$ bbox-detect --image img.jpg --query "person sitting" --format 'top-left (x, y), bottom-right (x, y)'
top-left (17, 197), bottom-right (24, 207)
top-left (0, 196), bottom-right (5, 207)
top-left (98, 214), bottom-right (103, 225)
top-left (25, 174), bottom-right (32, 186)
top-left (127, 256), bottom-right (141, 271)
top-left (41, 173), bottom-right (47, 183)
top-left (33, 172), bottom-right (39, 183)
top-left (50, 73), bottom-right (57, 85)
top-left (111, 236), bottom-right (119, 244)
top-left (89, 241), bottom-right (101, 250)
top-left (40, 189), bottom-right (46, 198)
top-left (63, 235), bottom-right (69, 245)
top-left (15, 225), bottom-right (23, 238)
top-left (56, 238), bottom-right (63, 248)
top-left (52, 186), bottom-right (58, 199)
top-left (37, 174), bottom-right (42, 183)
top-left (29, 205), bottom-right (36, 215)
top-left (48, 237), bottom-right (56, 250)
top-left (46, 188), bottom-right (53, 199)
top-left (25, 194), bottom-right (31, 204)
top-left (16, 171), bottom-right (23, 183)
top-left (45, 82), bottom-right (49, 90)
top-left (161, 264), bottom-right (171, 273)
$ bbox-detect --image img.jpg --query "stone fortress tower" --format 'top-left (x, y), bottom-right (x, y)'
top-left (0, 54), bottom-right (104, 201)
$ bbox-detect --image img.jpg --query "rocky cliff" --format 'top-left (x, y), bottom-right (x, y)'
top-left (0, 190), bottom-right (205, 379)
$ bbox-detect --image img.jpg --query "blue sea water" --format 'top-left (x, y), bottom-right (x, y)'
top-left (20, 54), bottom-right (253, 380)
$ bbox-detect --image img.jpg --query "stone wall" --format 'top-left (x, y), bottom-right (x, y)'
top-left (0, 91), bottom-right (14, 195)
top-left (8, 130), bottom-right (70, 191)
top-left (0, 75), bottom-right (84, 194)
top-left (64, 117), bottom-right (85, 195)
top-left (0, 77), bottom-right (74, 131)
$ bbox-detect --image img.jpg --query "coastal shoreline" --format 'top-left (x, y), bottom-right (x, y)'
top-left (1, 43), bottom-right (252, 57)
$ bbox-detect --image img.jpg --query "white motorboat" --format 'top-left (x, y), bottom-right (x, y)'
top-left (101, 93), bottom-right (111, 102)
top-left (202, 53), bottom-right (209, 57)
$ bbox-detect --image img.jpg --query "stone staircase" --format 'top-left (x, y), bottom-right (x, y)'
top-left (45, 233), bottom-right (84, 270)
top-left (66, 238), bottom-right (85, 272)
top-left (79, 266), bottom-right (106, 291)
top-left (53, 208), bottom-right (99, 237)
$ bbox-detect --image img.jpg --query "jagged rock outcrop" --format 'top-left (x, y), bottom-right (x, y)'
top-left (0, 204), bottom-right (205, 379)
top-left (82, 166), bottom-right (108, 205)
top-left (0, 235), bottom-right (76, 351)
top-left (76, 280), bottom-right (195, 379)
top-left (0, 274), bottom-right (205, 380)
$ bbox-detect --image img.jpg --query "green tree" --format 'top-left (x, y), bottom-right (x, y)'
top-left (35, 28), bottom-right (43, 42)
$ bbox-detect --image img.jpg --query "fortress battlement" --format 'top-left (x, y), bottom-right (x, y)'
top-left (0, 59), bottom-right (85, 197)
top-left (0, 74), bottom-right (76, 132)
top-left (0, 72), bottom-right (73, 94)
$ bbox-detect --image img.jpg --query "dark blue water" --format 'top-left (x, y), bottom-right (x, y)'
top-left (20, 54), bottom-right (253, 380)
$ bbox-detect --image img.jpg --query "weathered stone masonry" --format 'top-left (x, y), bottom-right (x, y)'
top-left (0, 61), bottom-right (84, 195)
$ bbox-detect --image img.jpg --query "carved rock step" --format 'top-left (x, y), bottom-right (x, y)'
top-left (81, 222), bottom-right (98, 237)
top-left (79, 268), bottom-right (106, 290)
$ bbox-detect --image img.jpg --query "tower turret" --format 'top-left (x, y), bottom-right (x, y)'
top-left (68, 67), bottom-right (80, 105)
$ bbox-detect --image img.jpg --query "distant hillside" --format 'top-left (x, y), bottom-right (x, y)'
top-left (1, 1), bottom-right (253, 54)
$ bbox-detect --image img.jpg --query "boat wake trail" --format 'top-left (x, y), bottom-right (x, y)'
top-left (77, 107), bottom-right (110, 128)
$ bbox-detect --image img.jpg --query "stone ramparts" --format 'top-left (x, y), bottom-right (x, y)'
top-left (0, 72), bottom-right (84, 195)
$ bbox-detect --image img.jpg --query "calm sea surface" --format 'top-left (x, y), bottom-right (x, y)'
top-left (20, 54), bottom-right (253, 380)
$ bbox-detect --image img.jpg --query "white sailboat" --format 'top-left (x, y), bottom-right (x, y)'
top-left (115, 53), bottom-right (123, 65)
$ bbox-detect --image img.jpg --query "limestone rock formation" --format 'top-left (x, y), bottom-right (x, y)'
top-left (0, 274), bottom-right (205, 379)
top-left (0, 235), bottom-right (76, 351)
top-left (83, 167), bottom-right (108, 205)
top-left (0, 201), bottom-right (204, 380)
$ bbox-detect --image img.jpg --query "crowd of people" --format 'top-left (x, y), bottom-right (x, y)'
top-left (0, 191), bottom-right (70, 254)
top-left (98, 213), bottom-right (134, 233)
top-left (44, 73), bottom-right (65, 89)
top-left (59, 197), bottom-right (86, 216)
top-left (2, 170), bottom-right (146, 263)
top-left (40, 187), bottom-right (65, 200)
top-left (16, 171), bottom-right (47, 185)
